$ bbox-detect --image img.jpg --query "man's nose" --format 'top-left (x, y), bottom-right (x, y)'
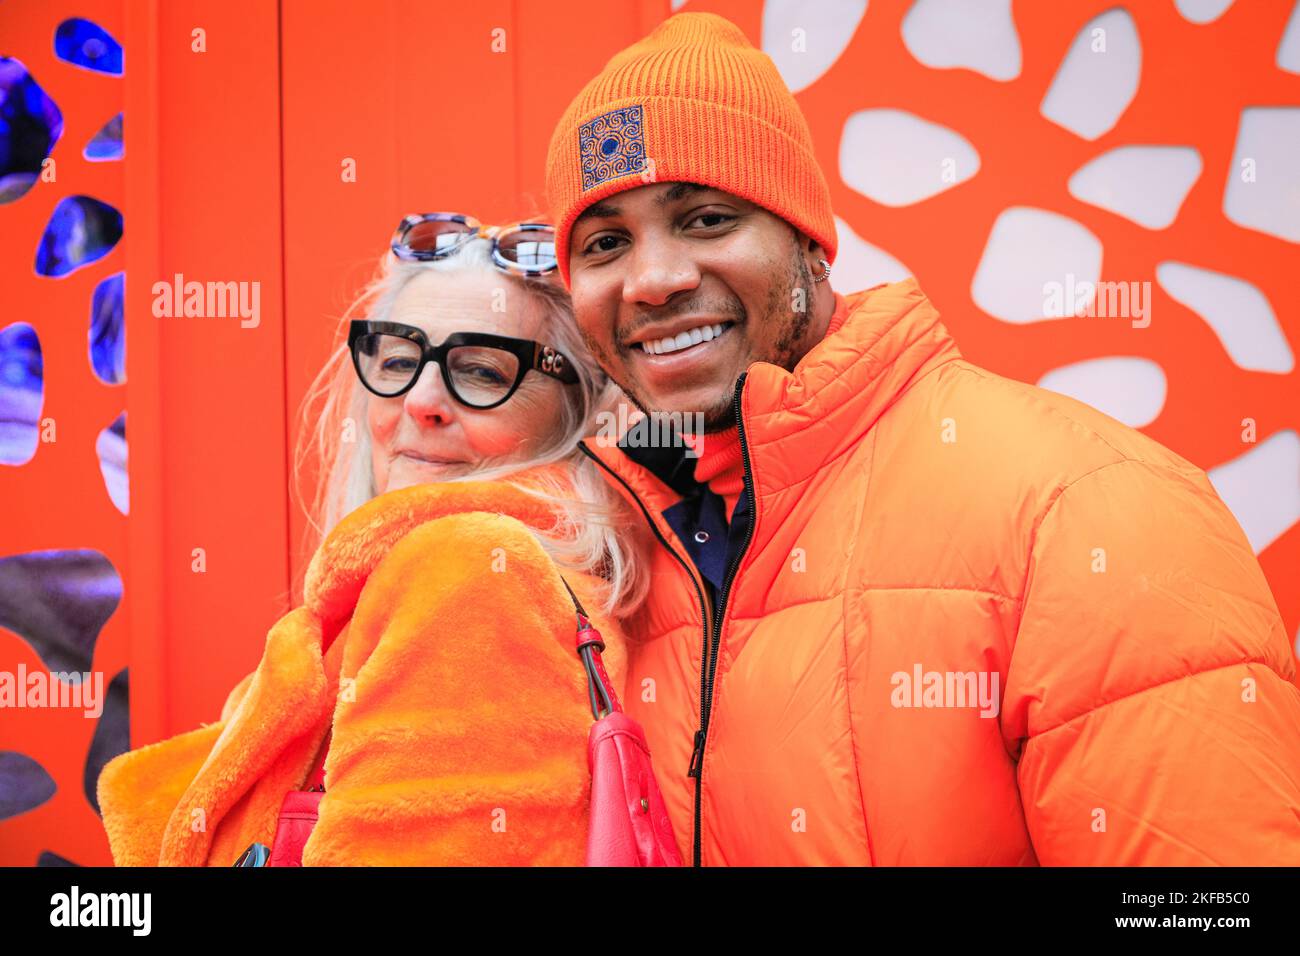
top-left (402, 362), bottom-right (456, 423)
top-left (622, 236), bottom-right (701, 307)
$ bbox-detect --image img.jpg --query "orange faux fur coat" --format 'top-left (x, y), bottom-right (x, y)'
top-left (96, 471), bottom-right (628, 866)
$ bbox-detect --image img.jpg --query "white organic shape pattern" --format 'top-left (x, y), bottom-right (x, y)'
top-left (1156, 262), bottom-right (1295, 373)
top-left (1037, 356), bottom-right (1167, 428)
top-left (762, 0), bottom-right (868, 93)
top-left (833, 215), bottom-right (912, 289)
top-left (1223, 107), bottom-right (1300, 243)
top-left (971, 207), bottom-right (1103, 324)
top-left (1173, 0), bottom-right (1236, 24)
top-left (840, 108), bottom-right (980, 206)
top-left (1207, 429), bottom-right (1300, 554)
top-left (96, 413), bottom-right (127, 515)
top-left (1068, 145), bottom-right (1202, 229)
top-left (901, 0), bottom-right (1022, 81)
top-left (1040, 8), bottom-right (1142, 140)
top-left (1280, 1), bottom-right (1300, 73)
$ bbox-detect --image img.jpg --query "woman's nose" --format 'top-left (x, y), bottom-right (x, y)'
top-left (402, 361), bottom-right (456, 423)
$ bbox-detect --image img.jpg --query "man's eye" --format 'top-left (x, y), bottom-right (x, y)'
top-left (583, 234), bottom-right (624, 256)
top-left (689, 212), bottom-right (734, 229)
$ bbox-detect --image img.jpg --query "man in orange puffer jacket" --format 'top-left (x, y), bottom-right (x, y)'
top-left (545, 12), bottom-right (1300, 866)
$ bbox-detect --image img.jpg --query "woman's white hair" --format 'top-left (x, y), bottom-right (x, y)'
top-left (293, 237), bottom-right (649, 619)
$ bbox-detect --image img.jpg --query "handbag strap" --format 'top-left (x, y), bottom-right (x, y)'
top-left (559, 576), bottom-right (622, 720)
top-left (305, 731), bottom-right (329, 791)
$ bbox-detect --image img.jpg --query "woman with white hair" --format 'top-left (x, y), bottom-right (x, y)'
top-left (97, 213), bottom-right (679, 866)
top-left (297, 213), bottom-right (645, 618)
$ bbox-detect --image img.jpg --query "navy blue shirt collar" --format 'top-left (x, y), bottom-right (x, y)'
top-left (613, 421), bottom-right (752, 611)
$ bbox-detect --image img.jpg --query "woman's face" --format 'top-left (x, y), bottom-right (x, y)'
top-left (368, 268), bottom-right (569, 493)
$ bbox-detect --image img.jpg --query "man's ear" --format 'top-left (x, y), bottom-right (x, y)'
top-left (795, 228), bottom-right (825, 262)
top-left (796, 230), bottom-right (830, 279)
top-left (793, 229), bottom-right (833, 290)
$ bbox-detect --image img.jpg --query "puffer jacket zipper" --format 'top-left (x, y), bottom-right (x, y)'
top-left (686, 372), bottom-right (756, 866)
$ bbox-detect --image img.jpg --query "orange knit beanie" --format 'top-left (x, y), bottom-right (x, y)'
top-left (545, 11), bottom-right (837, 286)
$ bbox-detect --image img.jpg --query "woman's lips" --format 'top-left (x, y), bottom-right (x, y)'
top-left (396, 452), bottom-right (464, 466)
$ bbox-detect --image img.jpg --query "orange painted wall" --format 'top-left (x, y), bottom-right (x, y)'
top-left (1, 0), bottom-right (1295, 866)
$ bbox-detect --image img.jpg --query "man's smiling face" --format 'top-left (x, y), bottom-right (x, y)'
top-left (567, 181), bottom-right (822, 432)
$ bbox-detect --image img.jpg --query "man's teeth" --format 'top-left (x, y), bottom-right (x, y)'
top-left (638, 322), bottom-right (732, 355)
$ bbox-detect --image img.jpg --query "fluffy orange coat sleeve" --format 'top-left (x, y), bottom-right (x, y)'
top-left (97, 472), bottom-right (629, 866)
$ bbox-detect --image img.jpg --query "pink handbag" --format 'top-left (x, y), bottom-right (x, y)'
top-left (562, 578), bottom-right (683, 867)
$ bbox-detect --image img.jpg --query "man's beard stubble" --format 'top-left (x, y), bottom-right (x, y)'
top-left (769, 234), bottom-right (816, 374)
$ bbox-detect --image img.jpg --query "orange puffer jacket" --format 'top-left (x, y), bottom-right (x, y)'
top-left (580, 278), bottom-right (1300, 866)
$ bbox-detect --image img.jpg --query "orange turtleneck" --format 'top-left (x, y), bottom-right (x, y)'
top-left (688, 293), bottom-right (850, 519)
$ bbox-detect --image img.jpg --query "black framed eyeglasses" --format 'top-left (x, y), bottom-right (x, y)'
top-left (348, 320), bottom-right (579, 409)
top-left (391, 213), bottom-right (557, 277)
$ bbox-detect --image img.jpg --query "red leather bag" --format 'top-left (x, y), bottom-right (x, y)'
top-left (564, 579), bottom-right (682, 867)
top-left (266, 761), bottom-right (325, 867)
top-left (238, 579), bottom-right (682, 867)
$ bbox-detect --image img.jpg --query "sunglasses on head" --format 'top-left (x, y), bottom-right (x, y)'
top-left (348, 320), bottom-right (579, 409)
top-left (390, 212), bottom-right (558, 277)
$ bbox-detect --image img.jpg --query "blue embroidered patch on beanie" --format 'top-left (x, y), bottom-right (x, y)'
top-left (578, 106), bottom-right (646, 191)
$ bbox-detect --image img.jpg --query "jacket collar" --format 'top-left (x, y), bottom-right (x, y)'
top-left (303, 468), bottom-right (571, 626)
top-left (581, 278), bottom-right (962, 510)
